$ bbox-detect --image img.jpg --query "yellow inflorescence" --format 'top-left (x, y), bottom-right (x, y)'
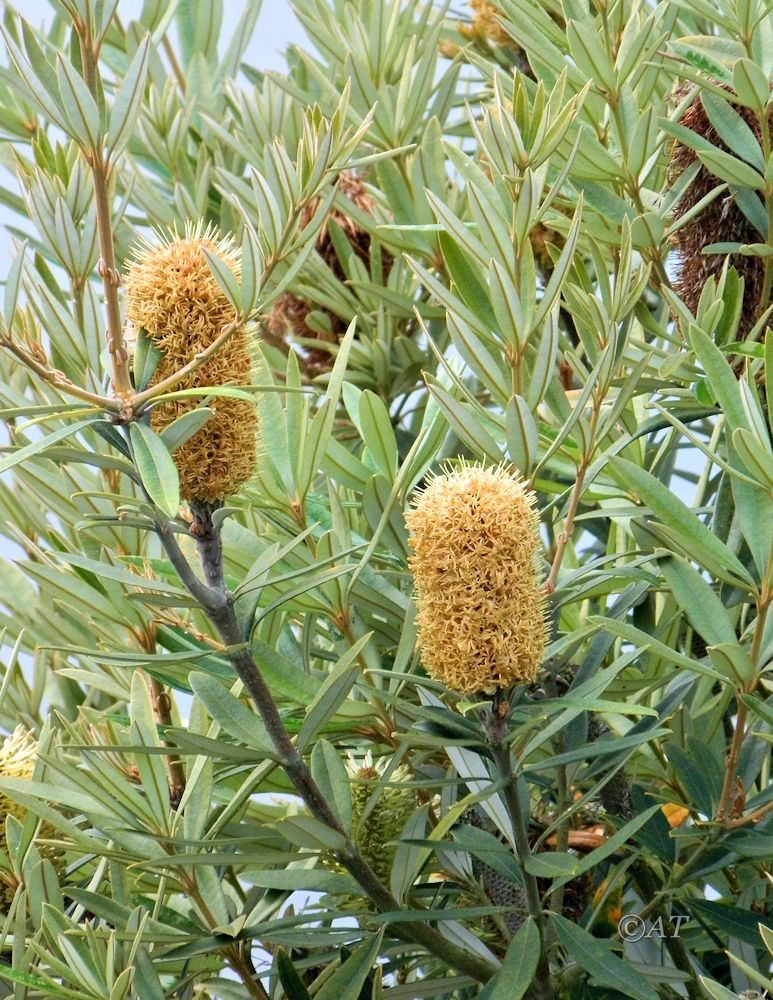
top-left (469, 0), bottom-right (512, 44)
top-left (125, 224), bottom-right (258, 503)
top-left (406, 464), bottom-right (548, 695)
top-left (0, 727), bottom-right (38, 909)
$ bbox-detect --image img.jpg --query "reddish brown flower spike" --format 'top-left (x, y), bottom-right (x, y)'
top-left (669, 86), bottom-right (772, 334)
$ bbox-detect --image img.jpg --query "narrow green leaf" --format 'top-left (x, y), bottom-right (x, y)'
top-left (56, 56), bottom-right (102, 149)
top-left (311, 739), bottom-right (353, 833)
top-left (478, 918), bottom-right (540, 1000)
top-left (189, 672), bottom-right (274, 753)
top-left (609, 456), bottom-right (754, 588)
top-left (159, 407), bottom-right (213, 453)
top-left (202, 245), bottom-right (241, 310)
top-left (732, 428), bottom-right (773, 489)
top-left (3, 240), bottom-right (26, 330)
top-left (0, 417), bottom-right (100, 475)
top-left (276, 950), bottom-right (312, 1000)
top-left (699, 979), bottom-right (741, 1000)
top-left (129, 422), bottom-right (181, 517)
top-left (315, 930), bottom-right (385, 1000)
top-left (107, 35), bottom-right (151, 159)
top-left (359, 390), bottom-right (398, 480)
top-left (697, 148), bottom-right (764, 189)
top-left (551, 914), bottom-right (659, 1000)
top-left (524, 852), bottom-right (578, 877)
top-left (657, 553), bottom-right (737, 646)
top-left (132, 327), bottom-right (161, 392)
top-left (701, 91), bottom-right (765, 171)
top-left (297, 634), bottom-right (369, 752)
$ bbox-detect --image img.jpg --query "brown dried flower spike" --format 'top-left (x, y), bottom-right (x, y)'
top-left (669, 86), bottom-right (772, 334)
top-left (125, 225), bottom-right (257, 502)
top-left (265, 171), bottom-right (390, 376)
top-left (406, 464), bottom-right (548, 695)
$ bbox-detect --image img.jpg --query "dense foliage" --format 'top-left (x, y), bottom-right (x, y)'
top-left (0, 0), bottom-right (771, 997)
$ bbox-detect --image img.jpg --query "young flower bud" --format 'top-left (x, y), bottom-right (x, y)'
top-left (350, 761), bottom-right (417, 885)
top-left (469, 0), bottom-right (512, 44)
top-left (125, 225), bottom-right (258, 502)
top-left (406, 464), bottom-right (548, 695)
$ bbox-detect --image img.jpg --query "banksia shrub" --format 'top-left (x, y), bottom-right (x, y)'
top-left (125, 225), bottom-right (258, 502)
top-left (669, 87), bottom-right (772, 333)
top-left (406, 464), bottom-right (548, 695)
top-left (264, 172), bottom-right (389, 376)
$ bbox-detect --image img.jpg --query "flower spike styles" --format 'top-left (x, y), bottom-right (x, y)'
top-left (406, 464), bottom-right (548, 695)
top-left (125, 223), bottom-right (258, 503)
top-left (0, 727), bottom-right (39, 909)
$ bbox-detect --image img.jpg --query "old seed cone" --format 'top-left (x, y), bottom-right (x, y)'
top-left (406, 464), bottom-right (548, 695)
top-left (669, 86), bottom-right (772, 334)
top-left (264, 172), bottom-right (390, 376)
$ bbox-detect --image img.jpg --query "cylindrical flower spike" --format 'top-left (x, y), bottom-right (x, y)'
top-left (350, 760), bottom-right (417, 884)
top-left (406, 464), bottom-right (548, 695)
top-left (0, 727), bottom-right (40, 909)
top-left (125, 224), bottom-right (258, 503)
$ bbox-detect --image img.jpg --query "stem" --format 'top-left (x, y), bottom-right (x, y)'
top-left (77, 29), bottom-right (133, 402)
top-left (715, 699), bottom-right (747, 822)
top-left (716, 597), bottom-right (769, 822)
top-left (228, 947), bottom-right (270, 1000)
top-left (148, 675), bottom-right (186, 809)
top-left (546, 459), bottom-right (587, 591)
top-left (484, 703), bottom-right (553, 1000)
top-left (156, 513), bottom-right (496, 984)
top-left (0, 337), bottom-right (117, 410)
top-left (190, 884), bottom-right (269, 1000)
top-left (161, 34), bottom-right (186, 95)
top-left (544, 670), bottom-right (569, 918)
top-left (92, 156), bottom-right (133, 400)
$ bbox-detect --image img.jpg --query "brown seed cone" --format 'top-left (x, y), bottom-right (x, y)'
top-left (264, 172), bottom-right (391, 375)
top-left (125, 227), bottom-right (258, 502)
top-left (469, 0), bottom-right (513, 45)
top-left (669, 86), bottom-right (772, 335)
top-left (406, 464), bottom-right (548, 695)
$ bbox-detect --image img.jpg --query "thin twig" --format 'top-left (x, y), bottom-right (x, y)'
top-left (76, 29), bottom-right (133, 401)
top-left (130, 318), bottom-right (242, 410)
top-left (148, 674), bottom-right (186, 809)
top-left (0, 338), bottom-right (117, 410)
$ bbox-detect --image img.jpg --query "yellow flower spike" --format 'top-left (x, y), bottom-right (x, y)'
top-left (0, 727), bottom-right (39, 909)
top-left (125, 223), bottom-right (258, 503)
top-left (406, 464), bottom-right (548, 695)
